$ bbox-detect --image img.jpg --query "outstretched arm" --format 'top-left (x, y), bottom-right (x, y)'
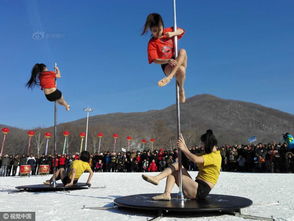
top-left (65, 168), bottom-right (76, 187)
top-left (177, 134), bottom-right (204, 164)
top-left (86, 168), bottom-right (94, 185)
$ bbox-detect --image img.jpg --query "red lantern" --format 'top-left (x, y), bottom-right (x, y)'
top-left (44, 132), bottom-right (52, 139)
top-left (27, 130), bottom-right (35, 137)
top-left (97, 132), bottom-right (104, 138)
top-left (63, 131), bottom-right (70, 136)
top-left (113, 133), bottom-right (119, 139)
top-left (126, 136), bottom-right (132, 140)
top-left (80, 132), bottom-right (86, 138)
top-left (141, 139), bottom-right (147, 143)
top-left (150, 138), bottom-right (156, 143)
top-left (1, 128), bottom-right (10, 135)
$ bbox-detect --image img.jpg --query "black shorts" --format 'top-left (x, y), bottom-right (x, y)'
top-left (161, 63), bottom-right (168, 73)
top-left (45, 89), bottom-right (62, 102)
top-left (195, 179), bottom-right (211, 200)
top-left (61, 176), bottom-right (78, 186)
top-left (161, 57), bottom-right (175, 73)
top-left (55, 173), bottom-right (78, 186)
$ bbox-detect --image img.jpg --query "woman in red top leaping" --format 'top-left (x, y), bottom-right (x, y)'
top-left (26, 63), bottom-right (70, 111)
top-left (142, 13), bottom-right (188, 103)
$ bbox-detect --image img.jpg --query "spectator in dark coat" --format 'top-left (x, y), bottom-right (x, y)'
top-left (12, 155), bottom-right (19, 176)
top-left (19, 155), bottom-right (27, 166)
top-left (7, 155), bottom-right (13, 176)
top-left (103, 152), bottom-right (111, 172)
top-left (0, 155), bottom-right (10, 176)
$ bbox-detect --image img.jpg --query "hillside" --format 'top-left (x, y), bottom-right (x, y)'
top-left (1, 94), bottom-right (294, 154)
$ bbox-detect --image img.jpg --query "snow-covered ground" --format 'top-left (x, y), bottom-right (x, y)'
top-left (0, 172), bottom-right (293, 221)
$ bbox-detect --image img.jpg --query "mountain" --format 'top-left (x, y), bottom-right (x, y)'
top-left (1, 94), bottom-right (294, 154)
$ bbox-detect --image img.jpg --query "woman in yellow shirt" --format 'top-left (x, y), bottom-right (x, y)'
top-left (142, 129), bottom-right (222, 200)
top-left (44, 151), bottom-right (93, 187)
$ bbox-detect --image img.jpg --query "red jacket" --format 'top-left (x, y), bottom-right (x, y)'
top-left (52, 158), bottom-right (59, 167)
top-left (158, 151), bottom-right (165, 161)
top-left (136, 156), bottom-right (141, 163)
top-left (148, 161), bottom-right (158, 172)
top-left (59, 157), bottom-right (66, 166)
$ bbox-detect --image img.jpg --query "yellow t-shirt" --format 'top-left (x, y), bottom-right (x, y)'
top-left (196, 150), bottom-right (222, 185)
top-left (69, 160), bottom-right (91, 179)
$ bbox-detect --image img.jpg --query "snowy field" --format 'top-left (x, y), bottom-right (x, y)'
top-left (0, 172), bottom-right (293, 221)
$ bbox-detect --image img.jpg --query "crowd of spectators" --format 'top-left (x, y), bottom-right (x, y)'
top-left (0, 142), bottom-right (293, 176)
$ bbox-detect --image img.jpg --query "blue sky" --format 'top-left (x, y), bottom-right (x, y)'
top-left (0, 0), bottom-right (293, 129)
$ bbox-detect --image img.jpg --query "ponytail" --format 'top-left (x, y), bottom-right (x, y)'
top-left (26, 63), bottom-right (46, 88)
top-left (200, 129), bottom-right (218, 154)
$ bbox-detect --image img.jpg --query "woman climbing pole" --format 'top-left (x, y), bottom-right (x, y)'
top-left (26, 63), bottom-right (70, 111)
top-left (142, 13), bottom-right (187, 103)
top-left (142, 130), bottom-right (222, 201)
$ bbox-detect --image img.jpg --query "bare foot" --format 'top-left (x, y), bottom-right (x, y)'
top-left (66, 105), bottom-right (70, 111)
top-left (43, 180), bottom-right (51, 185)
top-left (142, 174), bottom-right (159, 185)
top-left (158, 76), bottom-right (172, 87)
top-left (152, 193), bottom-right (171, 201)
top-left (179, 88), bottom-right (186, 103)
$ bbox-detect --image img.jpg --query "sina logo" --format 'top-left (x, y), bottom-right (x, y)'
top-left (162, 46), bottom-right (172, 53)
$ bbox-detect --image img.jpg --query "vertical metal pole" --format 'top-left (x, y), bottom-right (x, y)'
top-left (85, 112), bottom-right (89, 151)
top-left (98, 137), bottom-right (102, 153)
top-left (53, 62), bottom-right (58, 186)
top-left (37, 132), bottom-right (41, 157)
top-left (54, 102), bottom-right (57, 155)
top-left (83, 107), bottom-right (93, 151)
top-left (62, 136), bottom-right (66, 154)
top-left (45, 138), bottom-right (49, 155)
top-left (27, 136), bottom-right (32, 156)
top-left (173, 0), bottom-right (184, 201)
top-left (80, 138), bottom-right (84, 153)
top-left (66, 137), bottom-right (69, 154)
top-left (53, 101), bottom-right (57, 187)
top-left (0, 134), bottom-right (6, 157)
top-left (113, 138), bottom-right (117, 153)
top-left (54, 62), bottom-right (58, 157)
